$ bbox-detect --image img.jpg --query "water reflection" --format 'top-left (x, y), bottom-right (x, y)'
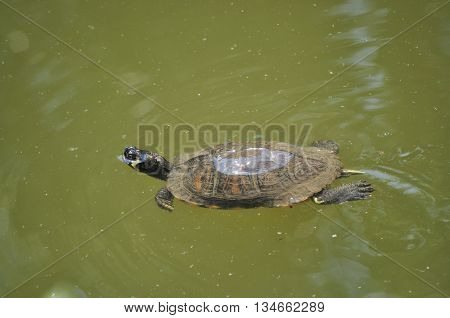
top-left (329, 0), bottom-right (388, 113)
top-left (330, 0), bottom-right (372, 16)
top-left (7, 30), bottom-right (30, 53)
top-left (43, 282), bottom-right (88, 297)
top-left (366, 168), bottom-right (422, 195)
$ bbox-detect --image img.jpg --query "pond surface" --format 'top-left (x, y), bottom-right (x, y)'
top-left (0, 0), bottom-right (449, 297)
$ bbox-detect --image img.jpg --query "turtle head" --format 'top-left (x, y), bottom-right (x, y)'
top-left (119, 146), bottom-right (170, 180)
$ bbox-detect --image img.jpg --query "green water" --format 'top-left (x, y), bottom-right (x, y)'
top-left (1, 0), bottom-right (449, 297)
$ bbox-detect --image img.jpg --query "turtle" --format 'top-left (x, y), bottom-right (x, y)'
top-left (119, 140), bottom-right (374, 211)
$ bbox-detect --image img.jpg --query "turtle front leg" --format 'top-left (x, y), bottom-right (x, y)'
top-left (155, 187), bottom-right (174, 211)
top-left (313, 180), bottom-right (374, 204)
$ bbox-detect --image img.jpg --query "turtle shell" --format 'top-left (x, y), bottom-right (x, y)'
top-left (167, 142), bottom-right (342, 208)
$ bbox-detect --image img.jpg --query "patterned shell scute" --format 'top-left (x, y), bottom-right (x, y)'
top-left (167, 142), bottom-right (343, 207)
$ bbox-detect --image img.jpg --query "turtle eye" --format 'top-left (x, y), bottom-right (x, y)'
top-left (124, 147), bottom-right (138, 161)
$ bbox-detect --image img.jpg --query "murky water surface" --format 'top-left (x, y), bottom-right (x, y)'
top-left (1, 0), bottom-right (449, 297)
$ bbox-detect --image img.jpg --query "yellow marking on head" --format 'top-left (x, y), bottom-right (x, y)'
top-left (130, 161), bottom-right (140, 169)
top-left (313, 197), bottom-right (324, 204)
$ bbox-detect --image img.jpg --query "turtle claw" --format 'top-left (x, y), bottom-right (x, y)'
top-left (155, 187), bottom-right (174, 211)
top-left (356, 180), bottom-right (374, 194)
top-left (156, 200), bottom-right (174, 211)
top-left (313, 180), bottom-right (374, 204)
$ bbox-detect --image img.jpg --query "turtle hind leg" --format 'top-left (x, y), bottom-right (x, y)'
top-left (155, 187), bottom-right (174, 211)
top-left (311, 140), bottom-right (339, 154)
top-left (313, 180), bottom-right (374, 204)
